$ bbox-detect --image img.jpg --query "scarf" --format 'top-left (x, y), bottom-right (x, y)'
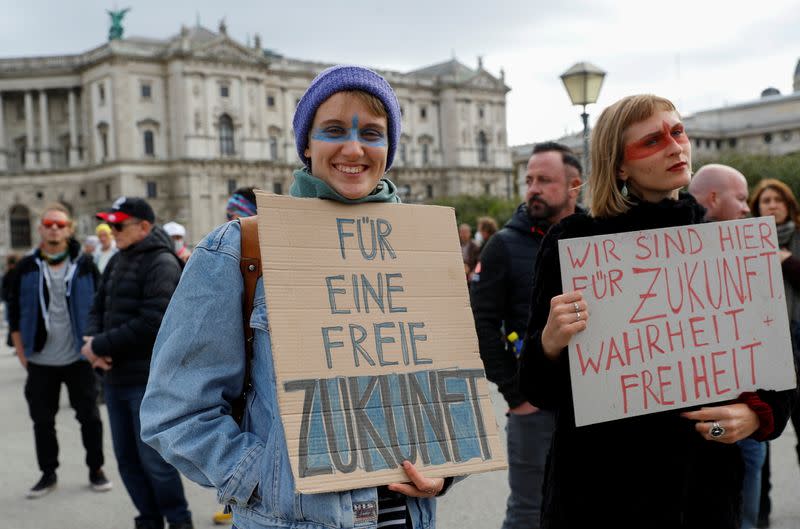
top-left (289, 168), bottom-right (401, 204)
top-left (777, 220), bottom-right (796, 247)
top-left (41, 249), bottom-right (69, 265)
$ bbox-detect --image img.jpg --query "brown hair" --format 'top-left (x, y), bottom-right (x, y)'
top-left (346, 90), bottom-right (388, 119)
top-left (477, 216), bottom-right (498, 237)
top-left (589, 95), bottom-right (678, 218)
top-left (748, 178), bottom-right (800, 225)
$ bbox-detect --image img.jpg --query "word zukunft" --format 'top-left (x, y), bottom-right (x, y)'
top-left (285, 368), bottom-right (491, 477)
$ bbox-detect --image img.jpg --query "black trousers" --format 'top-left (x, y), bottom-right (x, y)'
top-left (24, 360), bottom-right (104, 474)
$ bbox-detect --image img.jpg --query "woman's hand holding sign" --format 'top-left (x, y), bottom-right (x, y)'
top-left (388, 461), bottom-right (445, 498)
top-left (541, 291), bottom-right (589, 360)
top-left (681, 403), bottom-right (760, 444)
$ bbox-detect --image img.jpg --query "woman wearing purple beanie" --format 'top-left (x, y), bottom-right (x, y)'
top-left (141, 65), bottom-right (455, 529)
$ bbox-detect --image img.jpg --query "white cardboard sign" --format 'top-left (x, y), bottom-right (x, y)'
top-left (558, 217), bottom-right (797, 427)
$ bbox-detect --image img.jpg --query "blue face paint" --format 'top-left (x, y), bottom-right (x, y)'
top-left (311, 115), bottom-right (387, 148)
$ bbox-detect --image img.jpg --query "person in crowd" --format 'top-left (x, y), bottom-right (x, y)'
top-left (141, 65), bottom-right (455, 529)
top-left (94, 223), bottom-right (117, 274)
top-left (688, 164), bottom-right (751, 222)
top-left (2, 253), bottom-right (20, 348)
top-left (7, 203), bottom-right (110, 498)
top-left (518, 94), bottom-right (796, 529)
top-left (748, 178), bottom-right (800, 529)
top-left (83, 235), bottom-right (100, 256)
top-left (226, 187), bottom-right (258, 221)
top-left (471, 142), bottom-right (581, 529)
top-left (460, 223), bottom-right (481, 279)
top-left (81, 197), bottom-right (192, 529)
top-left (689, 164), bottom-right (765, 529)
top-left (163, 221), bottom-right (191, 263)
top-left (475, 216), bottom-right (499, 247)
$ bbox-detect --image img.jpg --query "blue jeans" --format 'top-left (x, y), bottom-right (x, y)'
top-left (738, 438), bottom-right (766, 529)
top-left (502, 409), bottom-right (555, 529)
top-left (105, 382), bottom-right (191, 526)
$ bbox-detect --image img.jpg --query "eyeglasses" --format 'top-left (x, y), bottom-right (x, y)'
top-left (41, 219), bottom-right (69, 229)
top-left (109, 221), bottom-right (139, 232)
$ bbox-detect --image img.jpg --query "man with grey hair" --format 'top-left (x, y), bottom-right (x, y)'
top-left (688, 164), bottom-right (750, 221)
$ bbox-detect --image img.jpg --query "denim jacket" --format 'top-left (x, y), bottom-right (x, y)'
top-left (141, 221), bottom-right (438, 529)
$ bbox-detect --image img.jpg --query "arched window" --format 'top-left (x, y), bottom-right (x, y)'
top-left (219, 114), bottom-right (235, 156)
top-left (269, 137), bottom-right (279, 160)
top-left (10, 204), bottom-right (32, 249)
top-left (143, 130), bottom-right (155, 156)
top-left (477, 131), bottom-right (488, 163)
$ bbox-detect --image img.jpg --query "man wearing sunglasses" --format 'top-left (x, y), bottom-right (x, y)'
top-left (82, 196), bottom-right (193, 529)
top-left (7, 202), bottom-right (111, 499)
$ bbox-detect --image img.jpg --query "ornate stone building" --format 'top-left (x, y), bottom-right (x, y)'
top-left (0, 22), bottom-right (512, 257)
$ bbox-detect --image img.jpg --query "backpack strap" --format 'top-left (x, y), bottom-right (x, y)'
top-left (235, 215), bottom-right (262, 424)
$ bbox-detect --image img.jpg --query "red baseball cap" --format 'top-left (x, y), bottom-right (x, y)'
top-left (96, 196), bottom-right (155, 223)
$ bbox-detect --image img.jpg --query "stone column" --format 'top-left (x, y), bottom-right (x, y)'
top-left (0, 92), bottom-right (6, 171)
top-left (68, 88), bottom-right (79, 166)
top-left (24, 91), bottom-right (35, 170)
top-left (39, 90), bottom-right (51, 168)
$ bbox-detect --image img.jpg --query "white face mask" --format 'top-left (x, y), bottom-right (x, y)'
top-left (173, 239), bottom-right (184, 252)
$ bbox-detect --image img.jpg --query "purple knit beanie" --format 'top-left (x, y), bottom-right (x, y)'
top-left (293, 65), bottom-right (402, 172)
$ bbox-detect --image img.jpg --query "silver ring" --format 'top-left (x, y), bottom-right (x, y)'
top-left (709, 421), bottom-right (725, 438)
top-left (575, 311), bottom-right (582, 322)
top-left (573, 302), bottom-right (580, 313)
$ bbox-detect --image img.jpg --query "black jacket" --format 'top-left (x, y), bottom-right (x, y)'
top-left (519, 194), bottom-right (797, 529)
top-left (87, 226), bottom-right (182, 386)
top-left (470, 204), bottom-right (551, 407)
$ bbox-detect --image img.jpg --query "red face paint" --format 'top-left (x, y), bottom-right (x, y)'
top-left (624, 121), bottom-right (689, 161)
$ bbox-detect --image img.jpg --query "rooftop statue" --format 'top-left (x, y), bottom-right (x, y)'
top-left (107, 8), bottom-right (131, 41)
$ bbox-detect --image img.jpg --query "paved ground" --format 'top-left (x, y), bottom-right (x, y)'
top-left (1, 337), bottom-right (798, 528)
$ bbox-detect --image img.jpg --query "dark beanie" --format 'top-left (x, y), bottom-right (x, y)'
top-left (293, 65), bottom-right (402, 172)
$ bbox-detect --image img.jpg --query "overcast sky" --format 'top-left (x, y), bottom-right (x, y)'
top-left (2, 0), bottom-right (799, 146)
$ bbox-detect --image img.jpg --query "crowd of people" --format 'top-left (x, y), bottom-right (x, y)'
top-left (0, 64), bottom-right (798, 529)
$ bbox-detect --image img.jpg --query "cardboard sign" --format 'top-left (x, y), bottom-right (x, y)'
top-left (558, 217), bottom-right (797, 427)
top-left (255, 192), bottom-right (506, 493)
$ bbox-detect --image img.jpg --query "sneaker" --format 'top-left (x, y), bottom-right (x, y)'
top-left (168, 522), bottom-right (194, 529)
top-left (89, 468), bottom-right (113, 492)
top-left (212, 509), bottom-right (233, 525)
top-left (26, 472), bottom-right (57, 499)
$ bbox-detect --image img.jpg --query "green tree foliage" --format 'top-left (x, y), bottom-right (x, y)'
top-left (430, 194), bottom-right (521, 230)
top-left (695, 153), bottom-right (800, 197)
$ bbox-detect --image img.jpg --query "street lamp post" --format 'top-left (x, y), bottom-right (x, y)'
top-left (560, 62), bottom-right (606, 179)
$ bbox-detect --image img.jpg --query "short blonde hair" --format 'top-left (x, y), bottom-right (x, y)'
top-left (41, 202), bottom-right (73, 227)
top-left (589, 95), bottom-right (678, 218)
top-left (96, 223), bottom-right (112, 235)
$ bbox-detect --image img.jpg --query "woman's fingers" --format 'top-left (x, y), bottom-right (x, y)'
top-left (681, 404), bottom-right (760, 444)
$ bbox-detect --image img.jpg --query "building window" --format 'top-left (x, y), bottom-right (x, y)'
top-left (764, 133), bottom-right (773, 144)
top-left (146, 181), bottom-right (157, 198)
top-left (695, 139), bottom-right (702, 148)
top-left (273, 181), bottom-right (283, 195)
top-left (220, 84), bottom-right (230, 98)
top-left (269, 137), bottom-right (279, 160)
top-left (97, 123), bottom-right (109, 160)
top-left (426, 184), bottom-right (434, 199)
top-left (14, 136), bottom-right (26, 167)
top-left (16, 102), bottom-right (24, 121)
top-left (420, 106), bottom-right (427, 119)
top-left (141, 82), bottom-right (152, 99)
top-left (477, 131), bottom-right (488, 163)
top-left (10, 204), bottom-right (32, 249)
top-left (227, 179), bottom-right (237, 195)
top-left (421, 143), bottom-right (430, 165)
top-left (219, 114), bottom-right (235, 155)
top-left (728, 138), bottom-right (738, 148)
top-left (399, 143), bottom-right (407, 164)
top-left (705, 139), bottom-right (711, 148)
top-left (105, 183), bottom-right (111, 200)
top-left (484, 182), bottom-right (491, 195)
top-left (143, 130), bottom-right (155, 156)
top-left (715, 140), bottom-right (722, 150)
top-left (98, 83), bottom-right (106, 105)
top-left (783, 131), bottom-right (792, 141)
top-left (266, 95), bottom-right (276, 108)
top-left (478, 106), bottom-right (485, 119)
